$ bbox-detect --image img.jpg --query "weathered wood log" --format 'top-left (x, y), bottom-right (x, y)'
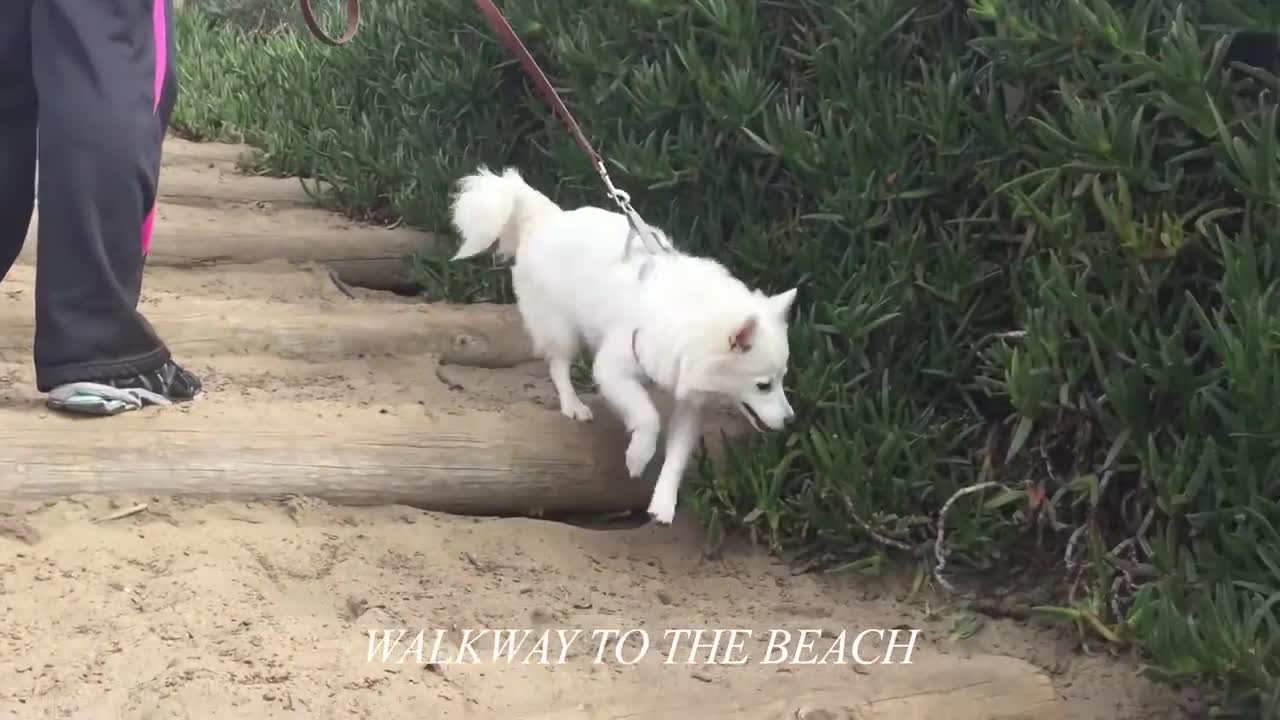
top-left (161, 135), bottom-right (259, 166)
top-left (0, 293), bottom-right (750, 514)
top-left (20, 203), bottom-right (444, 293)
top-left (0, 397), bottom-right (709, 514)
top-left (157, 137), bottom-right (336, 205)
top-left (519, 653), bottom-right (1064, 720)
top-left (30, 136), bottom-right (447, 291)
top-left (157, 163), bottom-right (330, 210)
top-left (0, 294), bottom-right (535, 368)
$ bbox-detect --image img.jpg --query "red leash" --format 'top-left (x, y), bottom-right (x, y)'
top-left (472, 0), bottom-right (674, 256)
top-left (299, 0), bottom-right (361, 46)
top-left (295, 0), bottom-right (672, 256)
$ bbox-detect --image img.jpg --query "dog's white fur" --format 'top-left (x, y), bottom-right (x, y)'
top-left (449, 167), bottom-right (797, 524)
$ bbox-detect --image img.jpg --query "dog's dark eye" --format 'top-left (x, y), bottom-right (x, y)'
top-left (756, 381), bottom-right (772, 392)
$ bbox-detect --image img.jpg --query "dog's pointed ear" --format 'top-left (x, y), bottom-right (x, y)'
top-left (768, 288), bottom-right (798, 319)
top-left (730, 315), bottom-right (758, 352)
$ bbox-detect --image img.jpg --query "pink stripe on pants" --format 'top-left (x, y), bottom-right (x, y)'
top-left (141, 0), bottom-right (167, 256)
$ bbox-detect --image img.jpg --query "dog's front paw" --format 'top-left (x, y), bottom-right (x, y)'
top-left (647, 495), bottom-right (676, 525)
top-left (625, 432), bottom-right (657, 478)
top-left (560, 399), bottom-right (594, 422)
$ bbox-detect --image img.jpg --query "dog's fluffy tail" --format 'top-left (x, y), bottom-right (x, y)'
top-left (449, 167), bottom-right (561, 261)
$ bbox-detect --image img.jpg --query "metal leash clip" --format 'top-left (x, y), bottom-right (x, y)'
top-left (594, 160), bottom-right (676, 260)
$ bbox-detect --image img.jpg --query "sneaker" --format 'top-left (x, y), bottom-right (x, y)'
top-left (46, 360), bottom-right (203, 416)
top-left (102, 359), bottom-right (203, 400)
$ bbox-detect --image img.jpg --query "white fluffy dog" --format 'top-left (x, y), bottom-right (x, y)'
top-left (449, 167), bottom-right (798, 524)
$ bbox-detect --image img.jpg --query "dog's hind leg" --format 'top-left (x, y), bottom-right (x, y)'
top-left (646, 395), bottom-right (704, 525)
top-left (593, 337), bottom-right (660, 478)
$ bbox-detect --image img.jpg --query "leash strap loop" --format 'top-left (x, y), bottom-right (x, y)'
top-left (299, 0), bottom-right (361, 46)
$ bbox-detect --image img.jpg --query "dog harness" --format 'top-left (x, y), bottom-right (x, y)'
top-left (631, 328), bottom-right (645, 378)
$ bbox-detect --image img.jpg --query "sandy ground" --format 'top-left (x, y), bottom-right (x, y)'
top-left (0, 138), bottom-right (1188, 719)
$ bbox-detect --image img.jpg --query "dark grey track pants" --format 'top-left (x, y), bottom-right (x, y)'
top-left (0, 0), bottom-right (178, 392)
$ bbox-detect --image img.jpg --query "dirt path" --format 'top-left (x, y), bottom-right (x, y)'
top-left (0, 138), bottom-right (1185, 719)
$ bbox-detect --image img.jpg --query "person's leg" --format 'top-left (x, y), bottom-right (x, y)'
top-left (0, 1), bottom-right (37, 282)
top-left (31, 0), bottom-right (200, 412)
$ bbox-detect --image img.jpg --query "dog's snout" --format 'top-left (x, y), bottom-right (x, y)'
top-left (783, 408), bottom-right (796, 426)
